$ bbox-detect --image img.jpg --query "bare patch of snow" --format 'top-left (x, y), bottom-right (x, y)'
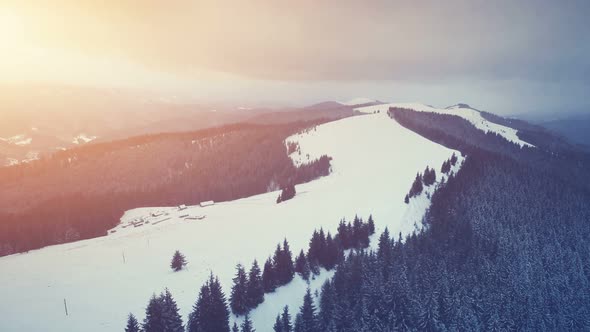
top-left (7, 135), bottom-right (32, 146)
top-left (72, 134), bottom-right (98, 145)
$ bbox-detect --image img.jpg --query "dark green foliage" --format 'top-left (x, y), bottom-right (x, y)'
top-left (423, 166), bottom-right (436, 186)
top-left (273, 239), bottom-right (295, 286)
top-left (187, 274), bottom-right (230, 332)
top-left (441, 159), bottom-right (451, 174)
top-left (274, 314), bottom-right (283, 332)
top-left (0, 122), bottom-right (334, 256)
top-left (241, 314), bottom-right (255, 332)
top-left (277, 184), bottom-right (296, 203)
top-left (143, 294), bottom-right (165, 332)
top-left (262, 257), bottom-right (276, 293)
top-left (281, 306), bottom-right (293, 332)
top-left (294, 250), bottom-right (311, 281)
top-left (125, 313), bottom-right (140, 332)
top-left (367, 215), bottom-right (375, 235)
top-left (408, 172), bottom-right (423, 198)
top-left (170, 250), bottom-right (187, 272)
top-left (232, 322), bottom-right (240, 332)
top-left (294, 289), bottom-right (318, 332)
top-left (273, 307), bottom-right (293, 332)
top-left (230, 264), bottom-right (249, 315)
top-left (314, 151), bottom-right (590, 331)
top-left (161, 288), bottom-right (184, 332)
top-left (246, 260), bottom-right (265, 310)
top-left (305, 107), bottom-right (590, 331)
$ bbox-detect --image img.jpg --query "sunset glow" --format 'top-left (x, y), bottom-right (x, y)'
top-left (0, 1), bottom-right (589, 108)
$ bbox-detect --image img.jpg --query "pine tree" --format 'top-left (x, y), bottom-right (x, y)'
top-left (274, 314), bottom-right (284, 332)
top-left (352, 215), bottom-right (362, 247)
top-left (281, 306), bottom-right (293, 332)
top-left (295, 250), bottom-right (310, 281)
top-left (281, 239), bottom-right (295, 284)
top-left (161, 288), bottom-right (184, 332)
top-left (233, 322), bottom-right (240, 332)
top-left (208, 274), bottom-right (231, 332)
top-left (295, 289), bottom-right (318, 332)
top-left (423, 166), bottom-right (436, 186)
top-left (404, 194), bottom-right (410, 204)
top-left (409, 173), bottom-right (424, 197)
top-left (262, 257), bottom-right (276, 293)
top-left (274, 239), bottom-right (294, 286)
top-left (187, 284), bottom-right (208, 332)
top-left (441, 160), bottom-right (451, 174)
top-left (277, 184), bottom-right (296, 203)
top-left (170, 250), bottom-right (187, 272)
top-left (323, 233), bottom-right (340, 270)
top-left (241, 313), bottom-right (255, 332)
top-left (367, 215), bottom-right (376, 235)
top-left (125, 313), bottom-right (140, 332)
top-left (377, 228), bottom-right (391, 262)
top-left (337, 219), bottom-right (350, 249)
top-left (143, 294), bottom-right (165, 332)
top-left (246, 260), bottom-right (265, 309)
top-left (188, 274), bottom-right (230, 332)
top-left (230, 264), bottom-right (249, 315)
top-left (318, 281), bottom-right (335, 330)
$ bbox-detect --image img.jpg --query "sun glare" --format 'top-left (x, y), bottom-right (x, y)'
top-left (0, 7), bottom-right (26, 49)
top-left (0, 7), bottom-right (21, 29)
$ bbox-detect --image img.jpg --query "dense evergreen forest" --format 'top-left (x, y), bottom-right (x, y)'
top-left (129, 217), bottom-right (375, 332)
top-left (0, 121), bottom-right (332, 256)
top-left (281, 110), bottom-right (590, 331)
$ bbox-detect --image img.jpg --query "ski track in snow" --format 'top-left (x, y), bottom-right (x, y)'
top-left (355, 102), bottom-right (534, 148)
top-left (0, 111), bottom-right (461, 332)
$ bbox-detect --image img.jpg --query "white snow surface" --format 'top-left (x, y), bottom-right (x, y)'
top-left (339, 97), bottom-right (378, 106)
top-left (0, 112), bottom-right (460, 332)
top-left (6, 134), bottom-right (33, 146)
top-left (72, 134), bottom-right (98, 144)
top-left (356, 102), bottom-right (534, 148)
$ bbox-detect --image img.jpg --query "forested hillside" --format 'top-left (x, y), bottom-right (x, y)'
top-left (0, 121), bottom-right (333, 255)
top-left (289, 110), bottom-right (590, 331)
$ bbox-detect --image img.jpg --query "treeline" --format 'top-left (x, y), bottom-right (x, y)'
top-left (390, 107), bottom-right (590, 194)
top-left (282, 112), bottom-right (590, 330)
top-left (405, 153), bottom-right (458, 203)
top-left (0, 122), bottom-right (332, 256)
top-left (128, 215), bottom-right (376, 331)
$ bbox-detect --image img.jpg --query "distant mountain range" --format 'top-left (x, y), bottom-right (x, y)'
top-left (0, 85), bottom-right (356, 166)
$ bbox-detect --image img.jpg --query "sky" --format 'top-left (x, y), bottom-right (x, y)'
top-left (1, 0), bottom-right (589, 114)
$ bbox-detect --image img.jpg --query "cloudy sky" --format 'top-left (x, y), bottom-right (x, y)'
top-left (1, 0), bottom-right (589, 113)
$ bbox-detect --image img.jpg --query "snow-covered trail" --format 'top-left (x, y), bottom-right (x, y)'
top-left (0, 111), bottom-right (459, 332)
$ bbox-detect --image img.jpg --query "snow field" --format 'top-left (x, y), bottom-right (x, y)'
top-left (0, 111), bottom-right (459, 331)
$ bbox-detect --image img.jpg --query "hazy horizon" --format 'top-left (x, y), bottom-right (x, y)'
top-left (1, 1), bottom-right (589, 114)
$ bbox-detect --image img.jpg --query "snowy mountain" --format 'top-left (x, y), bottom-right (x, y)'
top-left (0, 109), bottom-right (460, 331)
top-left (1, 100), bottom-right (586, 331)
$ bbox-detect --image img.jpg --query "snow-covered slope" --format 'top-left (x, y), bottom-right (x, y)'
top-left (0, 111), bottom-right (460, 332)
top-left (356, 102), bottom-right (534, 148)
top-left (339, 97), bottom-right (379, 106)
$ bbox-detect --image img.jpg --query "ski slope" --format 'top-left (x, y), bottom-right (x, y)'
top-left (0, 111), bottom-right (460, 332)
top-left (356, 102), bottom-right (534, 148)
